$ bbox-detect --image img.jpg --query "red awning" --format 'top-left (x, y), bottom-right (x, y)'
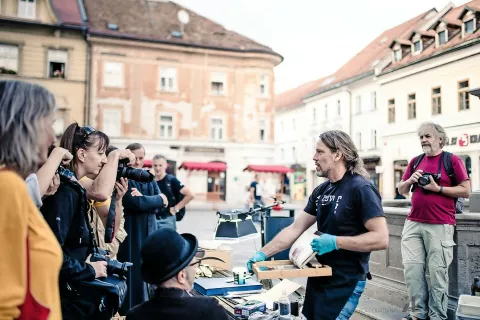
top-left (179, 161), bottom-right (226, 172)
top-left (243, 165), bottom-right (294, 174)
top-left (143, 159), bottom-right (152, 168)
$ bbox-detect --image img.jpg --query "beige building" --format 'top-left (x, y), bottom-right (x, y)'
top-left (83, 0), bottom-right (283, 204)
top-left (0, 0), bottom-right (88, 134)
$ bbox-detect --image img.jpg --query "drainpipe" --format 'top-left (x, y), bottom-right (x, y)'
top-left (84, 34), bottom-right (92, 126)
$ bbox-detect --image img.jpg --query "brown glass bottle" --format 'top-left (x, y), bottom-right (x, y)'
top-left (472, 277), bottom-right (480, 296)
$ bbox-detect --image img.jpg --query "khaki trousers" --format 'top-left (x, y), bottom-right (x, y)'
top-left (401, 220), bottom-right (455, 320)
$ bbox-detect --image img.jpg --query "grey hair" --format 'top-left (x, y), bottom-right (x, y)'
top-left (0, 80), bottom-right (56, 178)
top-left (417, 122), bottom-right (447, 148)
top-left (152, 154), bottom-right (166, 161)
top-left (319, 130), bottom-right (370, 179)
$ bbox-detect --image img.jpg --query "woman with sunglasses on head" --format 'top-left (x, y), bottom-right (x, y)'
top-left (40, 123), bottom-right (128, 318)
top-left (0, 80), bottom-right (63, 320)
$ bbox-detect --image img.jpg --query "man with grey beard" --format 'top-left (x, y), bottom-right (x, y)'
top-left (398, 122), bottom-right (470, 320)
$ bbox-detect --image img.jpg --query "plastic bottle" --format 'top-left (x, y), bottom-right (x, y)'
top-left (472, 277), bottom-right (480, 296)
top-left (278, 290), bottom-right (291, 319)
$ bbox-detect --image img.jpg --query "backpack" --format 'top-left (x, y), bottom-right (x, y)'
top-left (411, 151), bottom-right (465, 213)
top-left (164, 174), bottom-right (186, 221)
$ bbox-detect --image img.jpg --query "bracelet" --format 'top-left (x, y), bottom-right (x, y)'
top-left (439, 186), bottom-right (443, 194)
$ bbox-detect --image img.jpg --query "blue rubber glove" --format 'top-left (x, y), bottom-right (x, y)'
top-left (310, 234), bottom-right (338, 256)
top-left (246, 251), bottom-right (267, 273)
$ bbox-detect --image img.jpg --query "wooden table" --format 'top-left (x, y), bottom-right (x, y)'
top-left (192, 270), bottom-right (306, 319)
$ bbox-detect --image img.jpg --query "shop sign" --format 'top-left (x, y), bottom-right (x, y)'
top-left (445, 133), bottom-right (480, 147)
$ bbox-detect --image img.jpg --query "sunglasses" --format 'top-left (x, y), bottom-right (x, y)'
top-left (81, 126), bottom-right (96, 136)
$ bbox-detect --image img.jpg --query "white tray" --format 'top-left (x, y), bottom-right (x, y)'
top-left (457, 295), bottom-right (480, 318)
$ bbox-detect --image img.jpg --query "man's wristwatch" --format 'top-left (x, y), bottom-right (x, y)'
top-left (439, 186), bottom-right (443, 194)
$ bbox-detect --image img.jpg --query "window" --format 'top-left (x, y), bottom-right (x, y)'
top-left (103, 109), bottom-right (122, 137)
top-left (324, 104), bottom-right (328, 120)
top-left (394, 49), bottom-right (402, 61)
top-left (211, 72), bottom-right (226, 95)
top-left (48, 49), bottom-right (67, 78)
top-left (370, 130), bottom-right (377, 149)
top-left (432, 87), bottom-right (442, 115)
top-left (438, 30), bottom-right (447, 45)
top-left (159, 115), bottom-right (174, 139)
top-left (414, 41), bottom-right (421, 53)
top-left (408, 93), bottom-right (416, 119)
top-left (103, 61), bottom-right (124, 88)
top-left (388, 99), bottom-right (395, 123)
top-left (371, 91), bottom-right (377, 110)
top-left (260, 75), bottom-right (269, 97)
top-left (259, 119), bottom-right (266, 142)
top-left (0, 44), bottom-right (19, 73)
top-left (210, 118), bottom-right (223, 140)
top-left (458, 80), bottom-right (470, 111)
top-left (159, 67), bottom-right (177, 92)
top-left (356, 95), bottom-right (361, 114)
top-left (356, 132), bottom-right (362, 151)
top-left (18, 0), bottom-right (35, 19)
top-left (465, 19), bottom-right (475, 34)
top-left (337, 100), bottom-right (341, 116)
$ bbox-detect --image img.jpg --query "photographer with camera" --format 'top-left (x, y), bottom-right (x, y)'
top-left (80, 146), bottom-right (129, 260)
top-left (118, 142), bottom-right (168, 313)
top-left (398, 122), bottom-right (471, 320)
top-left (40, 123), bottom-right (118, 318)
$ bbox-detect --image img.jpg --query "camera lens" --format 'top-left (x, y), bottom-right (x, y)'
top-left (117, 165), bottom-right (154, 183)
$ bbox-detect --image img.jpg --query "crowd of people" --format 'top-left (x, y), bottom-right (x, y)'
top-left (0, 79), bottom-right (471, 320)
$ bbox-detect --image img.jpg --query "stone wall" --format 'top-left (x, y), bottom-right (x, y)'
top-left (365, 192), bottom-right (480, 319)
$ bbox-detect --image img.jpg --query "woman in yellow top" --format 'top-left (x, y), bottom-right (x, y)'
top-left (0, 80), bottom-right (63, 319)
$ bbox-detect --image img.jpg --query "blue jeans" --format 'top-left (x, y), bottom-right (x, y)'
top-left (156, 214), bottom-right (176, 230)
top-left (336, 280), bottom-right (366, 320)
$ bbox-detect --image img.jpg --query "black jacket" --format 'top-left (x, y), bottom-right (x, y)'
top-left (41, 177), bottom-right (96, 283)
top-left (126, 287), bottom-right (229, 320)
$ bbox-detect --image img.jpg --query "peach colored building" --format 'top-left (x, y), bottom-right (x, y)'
top-left (83, 0), bottom-right (283, 204)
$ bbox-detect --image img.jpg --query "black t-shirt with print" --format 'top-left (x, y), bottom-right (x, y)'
top-left (304, 172), bottom-right (385, 274)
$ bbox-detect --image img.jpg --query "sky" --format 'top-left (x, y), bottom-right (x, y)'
top-left (175, 0), bottom-right (469, 94)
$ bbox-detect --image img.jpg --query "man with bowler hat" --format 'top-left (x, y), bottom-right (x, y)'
top-left (126, 228), bottom-right (229, 320)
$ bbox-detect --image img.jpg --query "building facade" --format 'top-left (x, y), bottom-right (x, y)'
top-left (83, 0), bottom-right (283, 205)
top-left (0, 0), bottom-right (88, 134)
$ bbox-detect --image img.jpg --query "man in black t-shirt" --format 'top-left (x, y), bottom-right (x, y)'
top-left (246, 130), bottom-right (389, 320)
top-left (152, 155), bottom-right (194, 230)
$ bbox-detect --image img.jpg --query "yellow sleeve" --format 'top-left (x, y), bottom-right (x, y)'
top-left (93, 197), bottom-right (111, 208)
top-left (0, 172), bottom-right (28, 320)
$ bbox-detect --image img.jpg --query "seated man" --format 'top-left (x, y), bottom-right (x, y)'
top-left (126, 228), bottom-right (228, 320)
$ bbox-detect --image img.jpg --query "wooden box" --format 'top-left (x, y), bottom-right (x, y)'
top-left (252, 260), bottom-right (332, 280)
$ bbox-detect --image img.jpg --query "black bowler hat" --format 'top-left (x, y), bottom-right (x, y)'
top-left (140, 228), bottom-right (201, 284)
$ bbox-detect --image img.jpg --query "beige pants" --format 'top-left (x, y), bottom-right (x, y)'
top-left (401, 220), bottom-right (455, 320)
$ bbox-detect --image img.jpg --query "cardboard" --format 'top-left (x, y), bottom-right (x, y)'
top-left (201, 249), bottom-right (232, 271)
top-left (252, 260), bottom-right (332, 280)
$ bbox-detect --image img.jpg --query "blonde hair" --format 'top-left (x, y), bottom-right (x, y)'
top-left (0, 80), bottom-right (56, 178)
top-left (319, 130), bottom-right (370, 179)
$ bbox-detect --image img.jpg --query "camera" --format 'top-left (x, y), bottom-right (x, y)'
top-left (417, 172), bottom-right (440, 187)
top-left (117, 158), bottom-right (154, 183)
top-left (57, 165), bottom-right (74, 180)
top-left (90, 248), bottom-right (133, 279)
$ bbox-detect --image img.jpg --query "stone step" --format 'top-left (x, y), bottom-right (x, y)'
top-left (354, 295), bottom-right (406, 320)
